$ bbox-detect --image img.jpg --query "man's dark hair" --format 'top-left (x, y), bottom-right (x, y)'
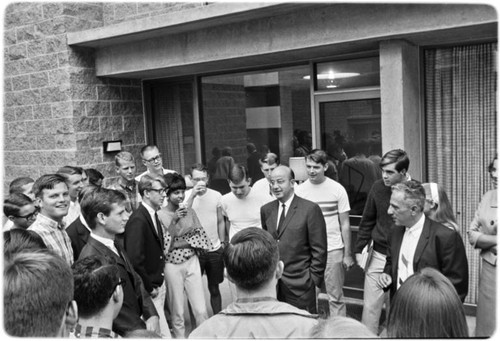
top-left (85, 168), bottom-right (104, 186)
top-left (9, 177), bottom-right (34, 195)
top-left (228, 164), bottom-right (250, 183)
top-left (32, 174), bottom-right (68, 198)
top-left (221, 146), bottom-right (232, 156)
top-left (80, 187), bottom-right (127, 230)
top-left (164, 172), bottom-right (186, 196)
top-left (380, 149), bottom-right (409, 173)
top-left (72, 255), bottom-right (121, 318)
top-left (224, 227), bottom-right (279, 291)
top-left (306, 149), bottom-right (328, 166)
top-left (190, 163), bottom-right (208, 175)
top-left (4, 229), bottom-right (47, 256)
top-left (4, 249), bottom-right (74, 337)
top-left (57, 165), bottom-right (83, 178)
top-left (3, 193), bottom-right (33, 217)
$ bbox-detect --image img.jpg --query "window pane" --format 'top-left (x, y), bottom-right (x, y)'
top-left (319, 98), bottom-right (382, 215)
top-left (201, 66), bottom-right (311, 187)
top-left (316, 57), bottom-right (380, 91)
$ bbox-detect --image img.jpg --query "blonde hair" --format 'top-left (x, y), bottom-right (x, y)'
top-left (422, 182), bottom-right (459, 231)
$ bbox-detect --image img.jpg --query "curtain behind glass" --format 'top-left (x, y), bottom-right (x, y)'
top-left (425, 43), bottom-right (497, 305)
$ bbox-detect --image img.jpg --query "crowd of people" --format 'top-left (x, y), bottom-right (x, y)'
top-left (3, 142), bottom-right (497, 338)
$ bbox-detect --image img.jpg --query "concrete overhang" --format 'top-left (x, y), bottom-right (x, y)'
top-left (67, 3), bottom-right (498, 79)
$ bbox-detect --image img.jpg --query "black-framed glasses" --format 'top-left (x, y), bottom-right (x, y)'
top-left (14, 209), bottom-right (38, 221)
top-left (143, 154), bottom-right (162, 163)
top-left (149, 187), bottom-right (167, 195)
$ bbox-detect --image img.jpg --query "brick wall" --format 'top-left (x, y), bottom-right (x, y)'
top-left (102, 2), bottom-right (209, 25)
top-left (3, 3), bottom-right (151, 191)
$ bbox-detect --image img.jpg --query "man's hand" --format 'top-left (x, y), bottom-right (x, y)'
top-left (192, 181), bottom-right (207, 197)
top-left (145, 316), bottom-right (160, 335)
top-left (377, 273), bottom-right (392, 289)
top-left (343, 254), bottom-right (355, 271)
top-left (150, 287), bottom-right (159, 299)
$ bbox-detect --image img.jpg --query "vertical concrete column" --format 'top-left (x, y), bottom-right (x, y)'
top-left (380, 40), bottom-right (423, 181)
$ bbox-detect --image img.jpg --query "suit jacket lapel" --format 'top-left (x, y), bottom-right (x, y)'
top-left (139, 205), bottom-right (163, 250)
top-left (277, 196), bottom-right (298, 238)
top-left (88, 237), bottom-right (126, 268)
top-left (392, 226), bottom-right (405, 277)
top-left (413, 217), bottom-right (431, 267)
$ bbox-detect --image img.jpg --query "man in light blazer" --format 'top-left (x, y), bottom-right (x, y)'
top-left (378, 180), bottom-right (468, 301)
top-left (261, 165), bottom-right (327, 313)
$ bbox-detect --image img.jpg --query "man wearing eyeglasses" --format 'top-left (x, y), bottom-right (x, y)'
top-left (78, 187), bottom-right (161, 336)
top-left (135, 145), bottom-right (176, 182)
top-left (124, 174), bottom-right (171, 337)
top-left (3, 193), bottom-right (38, 230)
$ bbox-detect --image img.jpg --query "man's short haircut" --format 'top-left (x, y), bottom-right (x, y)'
top-left (138, 173), bottom-right (167, 197)
top-left (72, 255), bottom-right (121, 318)
top-left (259, 152), bottom-right (280, 166)
top-left (57, 165), bottom-right (83, 178)
top-left (32, 174), bottom-right (68, 198)
top-left (80, 187), bottom-right (127, 230)
top-left (140, 144), bottom-right (159, 158)
top-left (246, 143), bottom-right (256, 153)
top-left (115, 151), bottom-right (135, 166)
top-left (3, 193), bottom-right (33, 217)
top-left (85, 168), bottom-right (104, 186)
top-left (9, 177), bottom-right (35, 195)
top-left (306, 149), bottom-right (329, 165)
top-left (224, 227), bottom-right (279, 291)
top-left (228, 164), bottom-right (250, 183)
top-left (190, 163), bottom-right (208, 175)
top-left (4, 249), bottom-right (74, 337)
top-left (221, 146), bottom-right (232, 156)
top-left (164, 172), bottom-right (187, 196)
top-left (4, 229), bottom-right (47, 256)
top-left (392, 180), bottom-right (425, 211)
top-left (380, 149), bottom-right (410, 172)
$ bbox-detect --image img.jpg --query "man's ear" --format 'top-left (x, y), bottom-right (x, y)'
top-left (61, 300), bottom-right (78, 337)
top-left (112, 285), bottom-right (121, 303)
top-left (96, 212), bottom-right (107, 226)
top-left (276, 260), bottom-right (284, 280)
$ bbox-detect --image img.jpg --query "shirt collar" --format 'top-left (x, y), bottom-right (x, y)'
top-left (118, 177), bottom-right (136, 190)
top-left (406, 214), bottom-right (425, 233)
top-left (142, 201), bottom-right (157, 214)
top-left (90, 232), bottom-right (117, 252)
top-left (37, 213), bottom-right (65, 230)
top-left (281, 193), bottom-right (295, 207)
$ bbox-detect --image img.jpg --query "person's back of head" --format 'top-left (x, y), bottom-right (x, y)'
top-left (9, 177), bottom-right (35, 195)
top-left (387, 267), bottom-right (468, 338)
top-left (224, 227), bottom-right (279, 291)
top-left (85, 168), bottom-right (104, 187)
top-left (4, 249), bottom-right (76, 337)
top-left (312, 316), bottom-right (377, 338)
top-left (4, 228), bottom-right (47, 256)
top-left (380, 149), bottom-right (409, 173)
top-left (80, 187), bottom-right (127, 230)
top-left (72, 255), bottom-right (123, 320)
top-left (221, 146), bottom-right (232, 157)
top-left (246, 143), bottom-right (257, 153)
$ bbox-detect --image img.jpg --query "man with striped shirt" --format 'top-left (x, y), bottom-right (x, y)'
top-left (295, 149), bottom-right (353, 317)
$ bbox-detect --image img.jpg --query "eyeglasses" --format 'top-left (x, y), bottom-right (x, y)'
top-left (14, 209), bottom-right (38, 221)
top-left (192, 177), bottom-right (208, 182)
top-left (149, 188), bottom-right (167, 195)
top-left (143, 154), bottom-right (162, 163)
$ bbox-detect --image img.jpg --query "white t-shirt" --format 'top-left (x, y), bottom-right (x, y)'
top-left (295, 178), bottom-right (350, 251)
top-left (251, 178), bottom-right (275, 203)
top-left (184, 188), bottom-right (222, 251)
top-left (219, 188), bottom-right (267, 241)
top-left (134, 168), bottom-right (176, 182)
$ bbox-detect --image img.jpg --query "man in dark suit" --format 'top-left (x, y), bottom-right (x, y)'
top-left (123, 174), bottom-right (169, 337)
top-left (378, 180), bottom-right (468, 301)
top-left (78, 187), bottom-right (160, 336)
top-left (261, 165), bottom-right (327, 313)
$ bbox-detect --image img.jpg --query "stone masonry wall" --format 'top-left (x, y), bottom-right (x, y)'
top-left (3, 2), bottom-right (154, 192)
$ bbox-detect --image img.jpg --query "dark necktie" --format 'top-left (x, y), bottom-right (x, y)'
top-left (154, 212), bottom-right (165, 249)
top-left (277, 203), bottom-right (286, 233)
